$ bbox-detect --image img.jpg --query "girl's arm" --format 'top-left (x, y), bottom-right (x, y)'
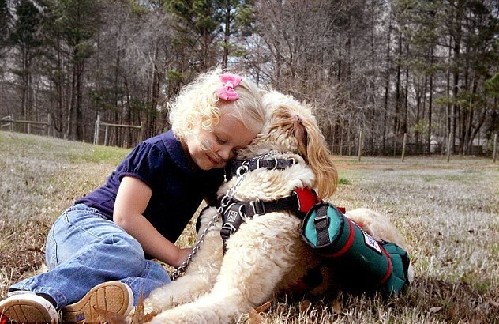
top-left (113, 176), bottom-right (192, 267)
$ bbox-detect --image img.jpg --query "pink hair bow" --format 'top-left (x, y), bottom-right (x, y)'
top-left (216, 73), bottom-right (242, 101)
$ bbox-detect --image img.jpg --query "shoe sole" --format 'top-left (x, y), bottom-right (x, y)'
top-left (0, 296), bottom-right (58, 323)
top-left (62, 281), bottom-right (133, 323)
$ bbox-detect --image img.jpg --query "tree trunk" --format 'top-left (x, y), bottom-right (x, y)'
top-left (394, 29), bottom-right (402, 137)
top-left (222, 1), bottom-right (231, 69)
top-left (450, 1), bottom-right (464, 154)
top-left (383, 19), bottom-right (392, 154)
top-left (427, 73), bottom-right (433, 154)
top-left (75, 58), bottom-right (84, 141)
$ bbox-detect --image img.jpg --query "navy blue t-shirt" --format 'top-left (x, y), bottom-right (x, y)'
top-left (75, 130), bottom-right (224, 242)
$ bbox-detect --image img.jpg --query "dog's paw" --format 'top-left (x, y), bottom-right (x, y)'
top-left (149, 308), bottom-right (204, 324)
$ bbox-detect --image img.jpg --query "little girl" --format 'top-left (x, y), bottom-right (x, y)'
top-left (0, 70), bottom-right (265, 323)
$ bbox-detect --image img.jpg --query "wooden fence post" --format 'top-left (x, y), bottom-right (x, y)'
top-left (93, 114), bottom-right (100, 145)
top-left (493, 133), bottom-right (497, 163)
top-left (347, 129), bottom-right (352, 156)
top-left (104, 125), bottom-right (109, 146)
top-left (139, 122), bottom-right (145, 142)
top-left (92, 115), bottom-right (143, 147)
top-left (447, 134), bottom-right (451, 162)
top-left (47, 114), bottom-right (51, 137)
top-left (401, 133), bottom-right (407, 161)
top-left (357, 129), bottom-right (363, 162)
top-left (339, 121), bottom-right (344, 156)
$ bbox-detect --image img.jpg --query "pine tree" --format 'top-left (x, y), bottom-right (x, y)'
top-left (48, 0), bottom-right (102, 141)
top-left (10, 0), bottom-right (43, 120)
top-left (0, 0), bottom-right (11, 58)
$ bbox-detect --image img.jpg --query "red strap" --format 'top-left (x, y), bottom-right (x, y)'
top-left (294, 187), bottom-right (346, 215)
top-left (294, 187), bottom-right (318, 214)
top-left (0, 315), bottom-right (10, 324)
top-left (378, 245), bottom-right (393, 285)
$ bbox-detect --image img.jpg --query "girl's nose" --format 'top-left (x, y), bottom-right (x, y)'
top-left (217, 145), bottom-right (233, 161)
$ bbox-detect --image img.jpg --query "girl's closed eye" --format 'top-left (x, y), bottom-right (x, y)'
top-left (215, 135), bottom-right (227, 145)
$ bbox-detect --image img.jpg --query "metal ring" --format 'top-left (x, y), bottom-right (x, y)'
top-left (220, 195), bottom-right (231, 208)
top-left (271, 158), bottom-right (278, 170)
top-left (236, 164), bottom-right (249, 176)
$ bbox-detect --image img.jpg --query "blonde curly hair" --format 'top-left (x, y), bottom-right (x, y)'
top-left (169, 69), bottom-right (265, 141)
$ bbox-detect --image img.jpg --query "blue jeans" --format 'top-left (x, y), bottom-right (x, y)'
top-left (9, 204), bottom-right (171, 308)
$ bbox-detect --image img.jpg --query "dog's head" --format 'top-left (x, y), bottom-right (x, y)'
top-left (247, 90), bottom-right (337, 199)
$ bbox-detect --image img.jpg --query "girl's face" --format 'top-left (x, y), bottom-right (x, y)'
top-left (185, 106), bottom-right (261, 170)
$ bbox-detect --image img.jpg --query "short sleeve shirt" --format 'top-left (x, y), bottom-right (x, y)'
top-left (75, 130), bottom-right (224, 242)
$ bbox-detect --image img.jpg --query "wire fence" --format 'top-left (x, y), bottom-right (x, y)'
top-left (2, 116), bottom-right (497, 163)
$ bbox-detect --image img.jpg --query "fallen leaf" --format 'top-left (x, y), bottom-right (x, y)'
top-left (93, 306), bottom-right (127, 324)
top-left (255, 300), bottom-right (272, 313)
top-left (143, 311), bottom-right (159, 323)
top-left (299, 300), bottom-right (311, 313)
top-left (490, 300), bottom-right (499, 308)
top-left (248, 308), bottom-right (264, 324)
top-left (332, 299), bottom-right (342, 314)
top-left (131, 291), bottom-right (145, 324)
top-left (430, 306), bottom-right (442, 313)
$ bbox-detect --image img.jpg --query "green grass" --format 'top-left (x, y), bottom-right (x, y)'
top-left (1, 131), bottom-right (498, 323)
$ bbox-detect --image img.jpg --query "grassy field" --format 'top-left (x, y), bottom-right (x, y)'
top-left (1, 130), bottom-right (498, 323)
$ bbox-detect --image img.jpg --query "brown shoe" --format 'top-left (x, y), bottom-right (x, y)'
top-left (62, 281), bottom-right (133, 323)
top-left (0, 293), bottom-right (59, 323)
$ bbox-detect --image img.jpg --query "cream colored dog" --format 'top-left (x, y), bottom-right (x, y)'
top-left (142, 91), bottom-right (413, 323)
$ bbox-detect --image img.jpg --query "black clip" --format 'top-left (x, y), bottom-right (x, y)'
top-left (220, 223), bottom-right (236, 240)
top-left (313, 205), bottom-right (330, 230)
top-left (249, 200), bottom-right (265, 216)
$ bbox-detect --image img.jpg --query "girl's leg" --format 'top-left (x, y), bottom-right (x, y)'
top-left (9, 204), bottom-right (170, 308)
top-left (121, 259), bottom-right (171, 305)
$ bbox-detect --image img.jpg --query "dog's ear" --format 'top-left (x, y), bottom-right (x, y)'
top-left (293, 116), bottom-right (308, 155)
top-left (297, 117), bottom-right (338, 200)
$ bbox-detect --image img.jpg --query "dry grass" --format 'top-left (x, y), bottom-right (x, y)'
top-left (1, 131), bottom-right (498, 323)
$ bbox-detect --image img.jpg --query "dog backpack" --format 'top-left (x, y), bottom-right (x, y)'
top-left (301, 202), bottom-right (411, 295)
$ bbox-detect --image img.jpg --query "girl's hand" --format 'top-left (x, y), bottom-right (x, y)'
top-left (174, 247), bottom-right (193, 268)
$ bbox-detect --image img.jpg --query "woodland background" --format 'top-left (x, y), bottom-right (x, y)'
top-left (0, 0), bottom-right (498, 156)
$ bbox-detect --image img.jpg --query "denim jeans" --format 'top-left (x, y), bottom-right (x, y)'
top-left (9, 204), bottom-right (171, 308)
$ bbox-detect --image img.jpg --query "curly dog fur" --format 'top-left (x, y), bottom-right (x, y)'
top-left (142, 91), bottom-right (413, 323)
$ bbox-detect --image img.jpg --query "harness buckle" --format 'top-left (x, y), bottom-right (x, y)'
top-left (250, 200), bottom-right (265, 216)
top-left (220, 223), bottom-right (236, 239)
top-left (236, 162), bottom-right (249, 176)
top-left (314, 215), bottom-right (329, 230)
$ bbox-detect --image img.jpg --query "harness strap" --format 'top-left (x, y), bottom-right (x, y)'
top-left (226, 158), bottom-right (297, 180)
top-left (313, 204), bottom-right (332, 247)
top-left (220, 188), bottom-right (318, 253)
top-left (244, 192), bottom-right (303, 218)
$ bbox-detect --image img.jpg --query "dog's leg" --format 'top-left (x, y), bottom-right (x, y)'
top-left (141, 208), bottom-right (223, 316)
top-left (345, 208), bottom-right (415, 282)
top-left (150, 213), bottom-right (314, 324)
top-left (344, 208), bottom-right (407, 248)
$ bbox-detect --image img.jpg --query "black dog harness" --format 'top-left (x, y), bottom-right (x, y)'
top-left (225, 157), bottom-right (298, 181)
top-left (220, 191), bottom-right (303, 240)
top-left (220, 156), bottom-right (318, 252)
